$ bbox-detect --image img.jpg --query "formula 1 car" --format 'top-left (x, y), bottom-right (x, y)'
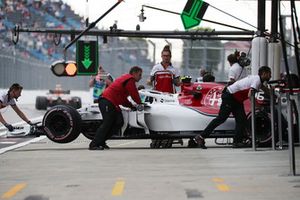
top-left (4, 122), bottom-right (44, 138)
top-left (35, 84), bottom-right (82, 110)
top-left (33, 78), bottom-right (284, 148)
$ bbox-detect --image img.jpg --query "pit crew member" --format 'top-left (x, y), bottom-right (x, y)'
top-left (227, 51), bottom-right (248, 85)
top-left (148, 45), bottom-right (180, 93)
top-left (195, 68), bottom-right (208, 82)
top-left (194, 66), bottom-right (272, 149)
top-left (0, 83), bottom-right (33, 131)
top-left (89, 66), bottom-right (143, 150)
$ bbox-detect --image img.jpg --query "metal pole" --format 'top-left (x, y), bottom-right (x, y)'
top-left (298, 93), bottom-right (300, 144)
top-left (17, 28), bottom-right (255, 37)
top-left (220, 47), bottom-right (225, 80)
top-left (204, 41), bottom-right (208, 71)
top-left (270, 87), bottom-right (276, 150)
top-left (209, 4), bottom-right (257, 29)
top-left (287, 92), bottom-right (296, 176)
top-left (277, 91), bottom-right (283, 149)
top-left (85, 0), bottom-right (89, 27)
top-left (251, 89), bottom-right (256, 151)
top-left (270, 0), bottom-right (279, 42)
top-left (142, 4), bottom-right (253, 32)
top-left (148, 40), bottom-right (156, 65)
top-left (64, 0), bottom-right (123, 51)
top-left (257, 0), bottom-right (266, 36)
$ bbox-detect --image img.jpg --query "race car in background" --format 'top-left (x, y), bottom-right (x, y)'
top-left (35, 84), bottom-right (82, 110)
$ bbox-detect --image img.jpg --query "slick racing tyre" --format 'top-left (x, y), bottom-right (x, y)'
top-left (35, 96), bottom-right (48, 110)
top-left (246, 109), bottom-right (272, 146)
top-left (71, 97), bottom-right (82, 109)
top-left (43, 105), bottom-right (81, 143)
top-left (81, 121), bottom-right (101, 140)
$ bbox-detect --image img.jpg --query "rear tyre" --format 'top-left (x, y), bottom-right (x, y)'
top-left (82, 132), bottom-right (95, 140)
top-left (81, 121), bottom-right (101, 140)
top-left (35, 96), bottom-right (48, 110)
top-left (43, 105), bottom-right (81, 143)
top-left (246, 109), bottom-right (273, 147)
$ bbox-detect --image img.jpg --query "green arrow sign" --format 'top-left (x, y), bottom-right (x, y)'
top-left (82, 45), bottom-right (93, 69)
top-left (181, 0), bottom-right (209, 30)
top-left (76, 40), bottom-right (98, 75)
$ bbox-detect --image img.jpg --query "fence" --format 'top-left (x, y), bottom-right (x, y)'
top-left (0, 52), bottom-right (90, 90)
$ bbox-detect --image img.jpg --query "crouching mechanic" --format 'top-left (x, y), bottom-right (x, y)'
top-left (0, 83), bottom-right (33, 131)
top-left (194, 66), bottom-right (272, 149)
top-left (89, 66), bottom-right (143, 150)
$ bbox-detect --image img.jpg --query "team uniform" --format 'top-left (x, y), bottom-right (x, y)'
top-left (227, 75), bottom-right (261, 103)
top-left (201, 75), bottom-right (262, 143)
top-left (91, 74), bottom-right (142, 148)
top-left (228, 63), bottom-right (247, 82)
top-left (0, 91), bottom-right (16, 109)
top-left (150, 63), bottom-right (179, 93)
top-left (92, 73), bottom-right (113, 102)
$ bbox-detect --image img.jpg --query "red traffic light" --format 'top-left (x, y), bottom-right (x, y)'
top-left (51, 60), bottom-right (77, 77)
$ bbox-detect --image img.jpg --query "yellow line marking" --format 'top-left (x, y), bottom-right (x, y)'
top-left (216, 184), bottom-right (230, 192)
top-left (212, 177), bottom-right (225, 183)
top-left (1, 183), bottom-right (27, 199)
top-left (111, 179), bottom-right (125, 196)
top-left (212, 178), bottom-right (230, 192)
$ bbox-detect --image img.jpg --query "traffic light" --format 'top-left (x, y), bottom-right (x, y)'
top-left (76, 40), bottom-right (98, 75)
top-left (51, 60), bottom-right (77, 77)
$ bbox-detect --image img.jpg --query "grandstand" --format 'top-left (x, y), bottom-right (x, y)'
top-left (0, 0), bottom-right (153, 90)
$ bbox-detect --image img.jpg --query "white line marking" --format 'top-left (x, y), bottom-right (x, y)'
top-left (111, 141), bottom-right (137, 147)
top-left (0, 136), bottom-right (46, 155)
top-left (0, 141), bottom-right (16, 144)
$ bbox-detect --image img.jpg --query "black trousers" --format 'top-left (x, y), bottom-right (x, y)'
top-left (92, 98), bottom-right (123, 146)
top-left (201, 90), bottom-right (247, 143)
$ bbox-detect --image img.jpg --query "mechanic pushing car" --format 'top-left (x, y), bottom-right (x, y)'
top-left (0, 83), bottom-right (33, 131)
top-left (148, 45), bottom-right (180, 93)
top-left (194, 66), bottom-right (272, 149)
top-left (89, 66), bottom-right (143, 150)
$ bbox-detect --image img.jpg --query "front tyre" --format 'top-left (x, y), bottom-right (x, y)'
top-left (43, 105), bottom-right (81, 143)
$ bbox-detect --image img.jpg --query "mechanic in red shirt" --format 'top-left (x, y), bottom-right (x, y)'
top-left (89, 66), bottom-right (143, 150)
top-left (194, 66), bottom-right (272, 149)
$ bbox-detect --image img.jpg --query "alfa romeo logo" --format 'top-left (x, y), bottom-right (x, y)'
top-left (203, 86), bottom-right (223, 109)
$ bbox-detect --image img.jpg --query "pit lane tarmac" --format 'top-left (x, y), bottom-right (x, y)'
top-left (1, 104), bottom-right (300, 200)
top-left (0, 136), bottom-right (299, 200)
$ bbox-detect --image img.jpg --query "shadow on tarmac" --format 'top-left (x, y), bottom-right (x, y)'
top-left (12, 145), bottom-right (254, 152)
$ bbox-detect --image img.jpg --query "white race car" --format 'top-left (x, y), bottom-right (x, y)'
top-left (33, 80), bottom-right (291, 148)
top-left (36, 83), bottom-right (246, 148)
